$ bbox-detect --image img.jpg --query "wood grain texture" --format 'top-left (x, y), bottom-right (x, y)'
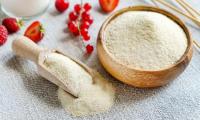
top-left (12, 36), bottom-right (100, 98)
top-left (12, 36), bottom-right (79, 97)
top-left (97, 6), bottom-right (193, 87)
top-left (12, 36), bottom-right (44, 63)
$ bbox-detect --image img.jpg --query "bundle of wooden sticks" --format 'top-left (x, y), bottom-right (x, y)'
top-left (151, 0), bottom-right (200, 48)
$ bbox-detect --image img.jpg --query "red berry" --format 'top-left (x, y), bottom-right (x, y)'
top-left (80, 28), bottom-right (88, 36)
top-left (82, 11), bottom-right (90, 20)
top-left (0, 25), bottom-right (8, 46)
top-left (68, 21), bottom-right (79, 33)
top-left (2, 18), bottom-right (22, 34)
top-left (82, 33), bottom-right (90, 41)
top-left (99, 0), bottom-right (119, 13)
top-left (69, 12), bottom-right (78, 21)
top-left (84, 3), bottom-right (92, 11)
top-left (24, 21), bottom-right (44, 43)
top-left (55, 0), bottom-right (69, 13)
top-left (73, 30), bottom-right (80, 36)
top-left (86, 44), bottom-right (94, 54)
top-left (85, 16), bottom-right (94, 24)
top-left (74, 4), bottom-right (81, 13)
top-left (65, 3), bottom-right (94, 44)
top-left (80, 21), bottom-right (90, 29)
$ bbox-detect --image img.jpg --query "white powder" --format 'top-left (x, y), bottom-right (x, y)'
top-left (43, 53), bottom-right (115, 116)
top-left (104, 11), bottom-right (188, 70)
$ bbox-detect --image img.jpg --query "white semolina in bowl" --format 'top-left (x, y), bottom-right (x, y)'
top-left (104, 11), bottom-right (187, 71)
top-left (97, 6), bottom-right (193, 87)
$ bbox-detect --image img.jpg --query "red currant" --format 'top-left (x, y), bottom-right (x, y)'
top-left (84, 3), bottom-right (92, 11)
top-left (82, 33), bottom-right (90, 41)
top-left (68, 21), bottom-right (78, 33)
top-left (82, 11), bottom-right (90, 20)
top-left (80, 28), bottom-right (88, 36)
top-left (69, 11), bottom-right (78, 21)
top-left (69, 12), bottom-right (78, 21)
top-left (66, 2), bottom-right (94, 54)
top-left (74, 4), bottom-right (81, 13)
top-left (86, 44), bottom-right (94, 54)
top-left (85, 16), bottom-right (93, 24)
top-left (73, 30), bottom-right (80, 36)
top-left (80, 21), bottom-right (90, 29)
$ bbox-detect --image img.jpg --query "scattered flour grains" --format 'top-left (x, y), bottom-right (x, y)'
top-left (104, 11), bottom-right (188, 70)
top-left (43, 53), bottom-right (115, 116)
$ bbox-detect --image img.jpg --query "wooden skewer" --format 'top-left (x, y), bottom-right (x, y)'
top-left (174, 0), bottom-right (200, 28)
top-left (151, 0), bottom-right (159, 7)
top-left (175, 0), bottom-right (196, 18)
top-left (152, 0), bottom-right (200, 49)
top-left (173, 0), bottom-right (200, 49)
top-left (181, 0), bottom-right (200, 17)
top-left (193, 40), bottom-right (200, 49)
top-left (154, 0), bottom-right (200, 26)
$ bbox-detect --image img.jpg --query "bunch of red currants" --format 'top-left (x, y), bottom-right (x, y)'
top-left (68, 3), bottom-right (94, 53)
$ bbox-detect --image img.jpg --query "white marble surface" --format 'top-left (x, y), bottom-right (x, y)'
top-left (0, 0), bottom-right (200, 120)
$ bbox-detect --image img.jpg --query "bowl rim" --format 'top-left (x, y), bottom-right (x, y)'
top-left (98, 5), bottom-right (193, 73)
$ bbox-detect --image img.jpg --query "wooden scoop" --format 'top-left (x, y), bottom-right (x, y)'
top-left (12, 36), bottom-right (96, 98)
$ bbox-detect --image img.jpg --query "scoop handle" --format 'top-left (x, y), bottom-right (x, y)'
top-left (12, 36), bottom-right (44, 63)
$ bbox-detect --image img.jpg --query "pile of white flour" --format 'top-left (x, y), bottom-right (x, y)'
top-left (104, 11), bottom-right (188, 70)
top-left (43, 53), bottom-right (115, 116)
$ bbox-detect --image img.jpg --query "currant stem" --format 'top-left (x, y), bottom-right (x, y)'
top-left (78, 0), bottom-right (86, 50)
top-left (81, 0), bottom-right (83, 6)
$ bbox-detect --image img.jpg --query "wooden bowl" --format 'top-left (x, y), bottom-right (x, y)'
top-left (97, 6), bottom-right (193, 88)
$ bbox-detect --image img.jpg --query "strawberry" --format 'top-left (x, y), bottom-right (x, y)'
top-left (55, 0), bottom-right (69, 13)
top-left (0, 25), bottom-right (8, 46)
top-left (2, 18), bottom-right (23, 34)
top-left (99, 0), bottom-right (119, 13)
top-left (24, 21), bottom-right (44, 43)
